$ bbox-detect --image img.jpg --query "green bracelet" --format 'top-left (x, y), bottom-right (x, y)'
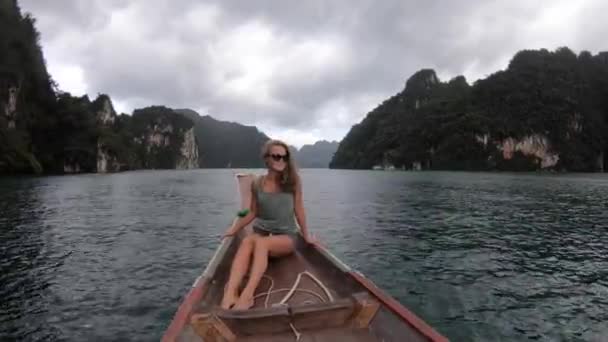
top-left (237, 209), bottom-right (250, 218)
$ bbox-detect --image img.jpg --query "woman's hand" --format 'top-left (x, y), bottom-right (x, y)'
top-left (303, 233), bottom-right (319, 246)
top-left (222, 225), bottom-right (238, 239)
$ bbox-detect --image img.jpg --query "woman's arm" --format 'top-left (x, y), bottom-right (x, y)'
top-left (294, 177), bottom-right (311, 242)
top-left (224, 179), bottom-right (258, 237)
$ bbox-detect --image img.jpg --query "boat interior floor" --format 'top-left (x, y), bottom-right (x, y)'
top-left (190, 247), bottom-right (384, 341)
top-left (238, 328), bottom-right (380, 342)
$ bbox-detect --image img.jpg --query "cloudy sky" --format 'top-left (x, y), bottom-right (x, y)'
top-left (19, 0), bottom-right (607, 147)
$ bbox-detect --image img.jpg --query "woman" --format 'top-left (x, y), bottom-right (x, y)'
top-left (220, 139), bottom-right (316, 310)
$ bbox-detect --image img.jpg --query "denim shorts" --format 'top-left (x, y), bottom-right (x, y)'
top-left (252, 226), bottom-right (303, 249)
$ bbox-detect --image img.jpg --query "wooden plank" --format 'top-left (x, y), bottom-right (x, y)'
top-left (175, 325), bottom-right (203, 342)
top-left (352, 292), bottom-right (380, 328)
top-left (240, 328), bottom-right (380, 342)
top-left (217, 299), bottom-right (357, 336)
top-left (191, 313), bottom-right (236, 342)
top-left (290, 298), bottom-right (356, 331)
top-left (217, 306), bottom-right (290, 320)
top-left (218, 306), bottom-right (291, 336)
top-left (348, 271), bottom-right (449, 342)
top-left (305, 328), bottom-right (380, 342)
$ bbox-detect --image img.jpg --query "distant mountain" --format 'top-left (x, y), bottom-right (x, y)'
top-left (331, 48), bottom-right (608, 172)
top-left (175, 109), bottom-right (338, 169)
top-left (174, 109), bottom-right (269, 168)
top-left (293, 140), bottom-right (339, 168)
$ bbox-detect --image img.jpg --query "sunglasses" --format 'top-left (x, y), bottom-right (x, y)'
top-left (266, 153), bottom-right (289, 162)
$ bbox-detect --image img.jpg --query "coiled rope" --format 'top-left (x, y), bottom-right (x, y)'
top-left (251, 271), bottom-right (334, 340)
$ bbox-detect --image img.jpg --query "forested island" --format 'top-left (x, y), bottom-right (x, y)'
top-left (331, 48), bottom-right (608, 172)
top-left (3, 0), bottom-right (607, 175)
top-left (0, 1), bottom-right (336, 175)
top-left (0, 1), bottom-right (197, 174)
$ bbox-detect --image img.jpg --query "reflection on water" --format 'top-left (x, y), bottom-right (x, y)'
top-left (1, 170), bottom-right (607, 341)
top-left (0, 178), bottom-right (59, 341)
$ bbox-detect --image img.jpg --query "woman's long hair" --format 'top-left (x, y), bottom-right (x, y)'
top-left (262, 139), bottom-right (299, 192)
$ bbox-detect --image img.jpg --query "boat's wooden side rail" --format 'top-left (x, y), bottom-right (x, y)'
top-left (190, 292), bottom-right (380, 341)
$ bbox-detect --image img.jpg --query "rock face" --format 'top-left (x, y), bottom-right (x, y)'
top-left (174, 109), bottom-right (269, 168)
top-left (475, 134), bottom-right (490, 146)
top-left (1, 72), bottom-right (20, 129)
top-left (96, 141), bottom-right (120, 173)
top-left (145, 124), bottom-right (173, 151)
top-left (95, 96), bottom-right (122, 173)
top-left (176, 127), bottom-right (199, 169)
top-left (96, 96), bottom-right (116, 125)
top-left (331, 48), bottom-right (608, 172)
top-left (1, 3), bottom-right (205, 175)
top-left (6, 84), bottom-right (19, 128)
top-left (499, 135), bottom-right (559, 168)
top-left (131, 106), bottom-right (200, 170)
top-left (63, 162), bottom-right (81, 174)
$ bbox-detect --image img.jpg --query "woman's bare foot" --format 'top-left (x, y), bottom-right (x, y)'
top-left (220, 286), bottom-right (238, 309)
top-left (233, 293), bottom-right (254, 310)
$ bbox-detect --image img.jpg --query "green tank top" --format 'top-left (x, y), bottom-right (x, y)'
top-left (252, 176), bottom-right (298, 235)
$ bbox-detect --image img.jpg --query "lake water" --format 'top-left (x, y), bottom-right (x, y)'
top-left (1, 169), bottom-right (607, 341)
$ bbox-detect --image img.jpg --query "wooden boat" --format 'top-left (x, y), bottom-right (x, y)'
top-left (162, 173), bottom-right (449, 342)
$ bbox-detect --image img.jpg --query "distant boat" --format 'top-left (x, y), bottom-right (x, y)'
top-left (162, 173), bottom-right (448, 342)
top-left (372, 164), bottom-right (396, 171)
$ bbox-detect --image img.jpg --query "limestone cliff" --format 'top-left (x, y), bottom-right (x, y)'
top-left (95, 95), bottom-right (116, 125)
top-left (96, 141), bottom-right (121, 173)
top-left (499, 135), bottom-right (559, 169)
top-left (142, 123), bottom-right (173, 151)
top-left (1, 72), bottom-right (20, 129)
top-left (1, 1), bottom-right (206, 175)
top-left (91, 99), bottom-right (202, 173)
top-left (331, 48), bottom-right (608, 172)
top-left (94, 95), bottom-right (122, 173)
top-left (63, 162), bottom-right (81, 174)
top-left (0, 1), bottom-right (57, 174)
top-left (174, 108), bottom-right (269, 168)
top-left (131, 106), bottom-right (200, 170)
top-left (176, 127), bottom-right (199, 169)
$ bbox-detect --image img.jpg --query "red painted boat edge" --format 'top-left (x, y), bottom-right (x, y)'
top-left (349, 271), bottom-right (449, 342)
top-left (161, 277), bottom-right (208, 342)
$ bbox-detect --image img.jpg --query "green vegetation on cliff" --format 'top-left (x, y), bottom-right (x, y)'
top-left (6, 0), bottom-right (605, 174)
top-left (0, 1), bottom-right (103, 174)
top-left (1, 0), bottom-right (56, 173)
top-left (130, 106), bottom-right (196, 169)
top-left (331, 48), bottom-right (608, 172)
top-left (0, 1), bottom-right (198, 174)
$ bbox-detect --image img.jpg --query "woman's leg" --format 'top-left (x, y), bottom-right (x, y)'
top-left (220, 234), bottom-right (259, 309)
top-left (233, 235), bottom-right (295, 310)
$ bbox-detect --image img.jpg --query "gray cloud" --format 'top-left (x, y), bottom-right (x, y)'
top-left (19, 0), bottom-right (608, 146)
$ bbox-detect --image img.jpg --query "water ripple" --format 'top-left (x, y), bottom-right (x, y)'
top-left (1, 171), bottom-right (608, 341)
